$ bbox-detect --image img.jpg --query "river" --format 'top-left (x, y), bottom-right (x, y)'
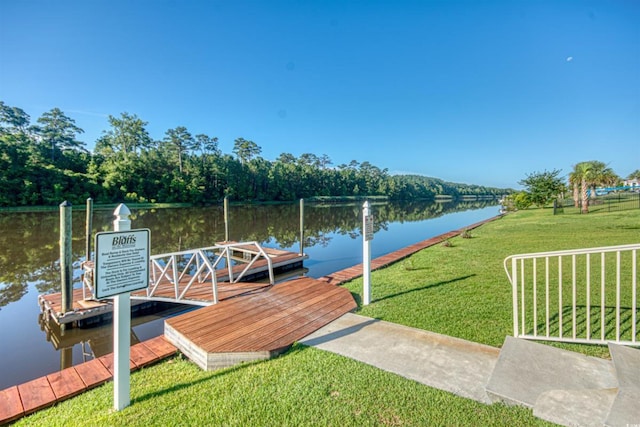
top-left (0, 199), bottom-right (500, 389)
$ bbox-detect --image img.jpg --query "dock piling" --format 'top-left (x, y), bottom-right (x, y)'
top-left (224, 196), bottom-right (229, 242)
top-left (85, 198), bottom-right (93, 263)
top-left (59, 201), bottom-right (73, 314)
top-left (299, 198), bottom-right (305, 256)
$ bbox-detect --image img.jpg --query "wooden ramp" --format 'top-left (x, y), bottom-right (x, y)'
top-left (164, 277), bottom-right (357, 371)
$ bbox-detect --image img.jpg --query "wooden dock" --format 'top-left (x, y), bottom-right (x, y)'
top-left (165, 277), bottom-right (357, 370)
top-left (38, 244), bottom-right (307, 327)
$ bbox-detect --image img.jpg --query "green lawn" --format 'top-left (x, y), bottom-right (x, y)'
top-left (19, 347), bottom-right (554, 427)
top-left (345, 207), bottom-right (640, 358)
top-left (16, 207), bottom-right (639, 426)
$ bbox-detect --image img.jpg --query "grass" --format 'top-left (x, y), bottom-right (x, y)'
top-left (19, 348), bottom-right (552, 427)
top-left (344, 207), bottom-right (639, 358)
top-left (558, 192), bottom-right (640, 215)
top-left (15, 207), bottom-right (639, 426)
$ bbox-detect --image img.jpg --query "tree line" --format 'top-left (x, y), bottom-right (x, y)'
top-left (0, 102), bottom-right (509, 207)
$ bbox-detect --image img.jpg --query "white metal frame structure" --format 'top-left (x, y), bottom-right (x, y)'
top-left (83, 241), bottom-right (275, 306)
top-left (504, 243), bottom-right (639, 346)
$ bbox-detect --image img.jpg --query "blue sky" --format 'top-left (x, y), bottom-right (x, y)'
top-left (1, 1), bottom-right (638, 189)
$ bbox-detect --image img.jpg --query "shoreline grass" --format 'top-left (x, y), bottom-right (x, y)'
top-left (15, 208), bottom-right (639, 426)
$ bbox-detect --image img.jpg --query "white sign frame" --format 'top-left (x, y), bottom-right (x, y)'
top-left (94, 229), bottom-right (150, 299)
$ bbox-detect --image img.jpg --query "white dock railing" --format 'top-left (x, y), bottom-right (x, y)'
top-left (504, 243), bottom-right (639, 346)
top-left (146, 241), bottom-right (274, 304)
top-left (83, 241), bottom-right (274, 305)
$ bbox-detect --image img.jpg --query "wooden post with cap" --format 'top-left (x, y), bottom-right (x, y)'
top-left (59, 201), bottom-right (73, 314)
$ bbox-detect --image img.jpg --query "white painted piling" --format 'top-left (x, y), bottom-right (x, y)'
top-left (112, 203), bottom-right (131, 411)
top-left (362, 201), bottom-right (373, 305)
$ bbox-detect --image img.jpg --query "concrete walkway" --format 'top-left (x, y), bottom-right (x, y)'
top-left (299, 312), bottom-right (500, 404)
top-left (299, 313), bottom-right (640, 427)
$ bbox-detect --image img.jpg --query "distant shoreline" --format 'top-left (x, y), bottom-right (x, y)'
top-left (0, 195), bottom-right (502, 213)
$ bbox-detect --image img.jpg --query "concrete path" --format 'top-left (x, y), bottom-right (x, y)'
top-left (299, 312), bottom-right (501, 404)
top-left (299, 313), bottom-right (640, 427)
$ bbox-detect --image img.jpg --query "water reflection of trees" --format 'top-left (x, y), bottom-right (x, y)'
top-left (0, 199), bottom-right (497, 307)
top-left (0, 211), bottom-right (68, 308)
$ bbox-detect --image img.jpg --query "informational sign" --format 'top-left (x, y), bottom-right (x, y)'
top-left (94, 229), bottom-right (150, 299)
top-left (364, 215), bottom-right (374, 241)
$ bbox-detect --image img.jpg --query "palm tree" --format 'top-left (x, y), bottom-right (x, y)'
top-left (586, 161), bottom-right (617, 199)
top-left (572, 162), bottom-right (593, 214)
top-left (568, 170), bottom-right (580, 208)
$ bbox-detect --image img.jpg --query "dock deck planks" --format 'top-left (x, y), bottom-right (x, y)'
top-left (38, 246), bottom-right (306, 326)
top-left (165, 277), bottom-right (356, 370)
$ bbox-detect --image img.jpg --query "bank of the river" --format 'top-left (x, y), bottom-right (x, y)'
top-left (1, 216), bottom-right (500, 424)
top-left (0, 194), bottom-right (502, 212)
top-left (10, 208), bottom-right (638, 426)
top-left (0, 202), bottom-right (193, 213)
top-left (0, 201), bottom-right (500, 391)
top-left (12, 206), bottom-right (616, 426)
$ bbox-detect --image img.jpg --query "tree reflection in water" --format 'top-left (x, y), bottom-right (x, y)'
top-left (0, 199), bottom-right (497, 307)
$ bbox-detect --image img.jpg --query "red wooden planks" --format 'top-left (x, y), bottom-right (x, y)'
top-left (47, 367), bottom-right (86, 401)
top-left (142, 336), bottom-right (178, 359)
top-left (74, 358), bottom-right (112, 388)
top-left (97, 353), bottom-right (137, 375)
top-left (17, 376), bottom-right (55, 414)
top-left (166, 278), bottom-right (357, 358)
top-left (0, 385), bottom-right (24, 424)
top-left (130, 342), bottom-right (161, 368)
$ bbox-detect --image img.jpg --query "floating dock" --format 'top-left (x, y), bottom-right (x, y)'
top-left (39, 242), bottom-right (307, 327)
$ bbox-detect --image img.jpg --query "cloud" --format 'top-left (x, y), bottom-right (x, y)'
top-left (65, 109), bottom-right (109, 118)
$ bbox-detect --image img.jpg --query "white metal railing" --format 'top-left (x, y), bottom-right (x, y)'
top-left (504, 243), bottom-right (639, 346)
top-left (83, 241), bottom-right (274, 305)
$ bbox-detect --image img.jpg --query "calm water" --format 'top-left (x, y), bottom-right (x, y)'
top-left (0, 199), bottom-right (500, 389)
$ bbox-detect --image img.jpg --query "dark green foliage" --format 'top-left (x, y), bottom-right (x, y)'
top-left (502, 191), bottom-right (533, 211)
top-left (518, 169), bottom-right (565, 207)
top-left (35, 107), bottom-right (86, 161)
top-left (0, 101), bottom-right (512, 207)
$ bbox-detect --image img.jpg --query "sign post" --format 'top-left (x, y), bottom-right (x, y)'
top-left (362, 201), bottom-right (373, 305)
top-left (94, 204), bottom-right (150, 411)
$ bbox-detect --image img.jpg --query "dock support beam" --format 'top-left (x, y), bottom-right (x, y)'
top-left (59, 201), bottom-right (73, 314)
